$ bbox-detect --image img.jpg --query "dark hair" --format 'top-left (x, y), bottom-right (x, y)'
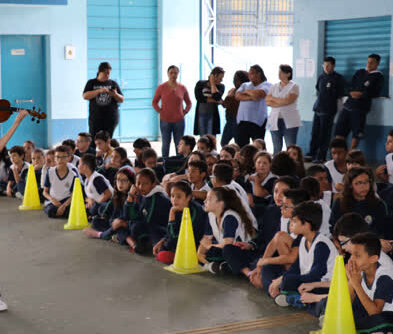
top-left (346, 149), bottom-right (366, 166)
top-left (54, 145), bottom-right (69, 154)
top-left (167, 65), bottom-right (179, 72)
top-left (330, 138), bottom-right (348, 151)
top-left (9, 145), bottom-right (25, 158)
top-left (24, 140), bottom-right (35, 149)
top-left (188, 160), bottom-right (208, 177)
top-left (283, 188), bottom-right (310, 206)
top-left (351, 232), bottom-right (381, 257)
top-left (190, 151), bottom-right (206, 162)
top-left (292, 201), bottom-right (322, 232)
top-left (271, 151), bottom-right (297, 177)
top-left (110, 139), bottom-right (120, 148)
top-left (333, 212), bottom-right (368, 239)
top-left (95, 130), bottom-right (111, 142)
top-left (221, 145), bottom-right (236, 158)
top-left (324, 56), bottom-right (336, 65)
top-left (279, 64), bottom-right (293, 80)
top-left (210, 66), bottom-right (225, 76)
top-left (80, 153), bottom-right (96, 171)
top-left (78, 132), bottom-right (92, 142)
top-left (46, 149), bottom-right (55, 156)
top-left (97, 62), bottom-right (112, 77)
top-left (250, 64), bottom-right (267, 83)
top-left (340, 166), bottom-right (379, 212)
top-left (0, 147), bottom-right (8, 163)
top-left (141, 147), bottom-right (157, 162)
top-left (33, 148), bottom-right (44, 156)
top-left (113, 147), bottom-right (132, 167)
top-left (287, 144), bottom-right (306, 178)
top-left (254, 151), bottom-right (272, 164)
top-left (180, 135), bottom-right (196, 151)
top-left (388, 129), bottom-right (393, 137)
top-left (212, 187), bottom-right (255, 238)
top-left (213, 163), bottom-right (234, 184)
top-left (113, 168), bottom-right (135, 209)
top-left (228, 143), bottom-right (240, 152)
top-left (239, 144), bottom-right (259, 175)
top-left (171, 180), bottom-right (192, 198)
top-left (253, 138), bottom-right (266, 151)
top-left (274, 175), bottom-right (299, 190)
top-left (300, 176), bottom-right (320, 199)
top-left (137, 168), bottom-right (158, 185)
top-left (133, 138), bottom-right (151, 149)
top-left (233, 70), bottom-right (249, 89)
top-left (307, 165), bottom-right (328, 177)
top-left (198, 135), bottom-right (216, 151)
top-left (62, 139), bottom-right (76, 150)
top-left (368, 54), bottom-right (381, 63)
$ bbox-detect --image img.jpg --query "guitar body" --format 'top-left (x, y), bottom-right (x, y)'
top-left (0, 99), bottom-right (46, 123)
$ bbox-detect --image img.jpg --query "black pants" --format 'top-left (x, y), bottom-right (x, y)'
top-left (89, 114), bottom-right (118, 147)
top-left (236, 120), bottom-right (266, 148)
top-left (222, 244), bottom-right (259, 274)
top-left (44, 198), bottom-right (70, 218)
top-left (309, 112), bottom-right (335, 161)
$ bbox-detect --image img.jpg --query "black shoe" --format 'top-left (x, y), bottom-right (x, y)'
top-left (219, 261), bottom-right (232, 274)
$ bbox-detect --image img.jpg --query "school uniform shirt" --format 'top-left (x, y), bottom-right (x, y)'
top-left (284, 233), bottom-right (338, 283)
top-left (191, 182), bottom-right (211, 192)
top-left (321, 191), bottom-right (334, 208)
top-left (70, 155), bottom-right (80, 167)
top-left (75, 146), bottom-right (96, 158)
top-left (97, 166), bottom-right (118, 186)
top-left (44, 164), bottom-right (79, 204)
top-left (8, 162), bottom-right (29, 183)
top-left (267, 81), bottom-right (302, 131)
top-left (313, 71), bottom-right (345, 115)
top-left (315, 199), bottom-right (332, 238)
top-left (206, 209), bottom-right (250, 244)
top-left (324, 160), bottom-right (344, 194)
top-left (344, 69), bottom-right (384, 113)
top-left (330, 198), bottom-right (392, 239)
top-left (83, 171), bottom-right (113, 203)
top-left (236, 81), bottom-right (272, 127)
top-left (163, 200), bottom-right (208, 252)
top-left (386, 153), bottom-right (393, 184)
top-left (250, 172), bottom-right (277, 197)
top-left (152, 165), bottom-right (165, 183)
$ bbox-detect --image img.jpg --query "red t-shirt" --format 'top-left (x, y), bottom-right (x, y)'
top-left (152, 82), bottom-right (192, 123)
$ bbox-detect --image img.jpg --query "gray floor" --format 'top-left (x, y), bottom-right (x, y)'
top-left (0, 198), bottom-right (318, 334)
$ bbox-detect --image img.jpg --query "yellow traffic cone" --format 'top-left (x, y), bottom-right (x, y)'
top-left (19, 164), bottom-right (43, 211)
top-left (64, 177), bottom-right (89, 230)
top-left (310, 255), bottom-right (356, 334)
top-left (164, 207), bottom-right (204, 274)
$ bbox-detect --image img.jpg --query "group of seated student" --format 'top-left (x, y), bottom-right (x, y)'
top-left (4, 128), bottom-right (393, 332)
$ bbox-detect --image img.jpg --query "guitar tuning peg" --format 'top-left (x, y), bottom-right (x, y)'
top-left (37, 120), bottom-right (40, 124)
top-left (33, 106), bottom-right (36, 111)
top-left (32, 117), bottom-right (35, 122)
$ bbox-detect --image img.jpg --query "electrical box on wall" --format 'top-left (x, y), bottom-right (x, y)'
top-left (64, 45), bottom-right (75, 60)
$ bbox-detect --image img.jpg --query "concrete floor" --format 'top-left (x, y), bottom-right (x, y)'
top-left (0, 198), bottom-right (318, 334)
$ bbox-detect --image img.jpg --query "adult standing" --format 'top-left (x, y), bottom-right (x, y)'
top-left (152, 65), bottom-right (192, 158)
top-left (83, 62), bottom-right (124, 144)
top-left (194, 67), bottom-right (225, 136)
top-left (334, 54), bottom-right (384, 150)
top-left (266, 65), bottom-right (301, 155)
top-left (308, 57), bottom-right (345, 163)
top-left (235, 65), bottom-right (271, 147)
top-left (221, 70), bottom-right (249, 146)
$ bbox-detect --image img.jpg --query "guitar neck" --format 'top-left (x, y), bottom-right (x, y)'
top-left (10, 107), bottom-right (32, 113)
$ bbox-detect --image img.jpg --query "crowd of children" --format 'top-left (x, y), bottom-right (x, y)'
top-left (2, 128), bottom-right (393, 332)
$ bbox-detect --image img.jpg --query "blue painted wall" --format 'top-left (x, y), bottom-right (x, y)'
top-left (0, 0), bottom-right (87, 147)
top-left (0, 0), bottom-right (67, 4)
top-left (293, 0), bottom-right (393, 163)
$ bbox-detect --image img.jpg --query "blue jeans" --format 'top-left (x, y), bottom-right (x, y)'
top-left (270, 119), bottom-right (299, 155)
top-left (221, 118), bottom-right (238, 146)
top-left (160, 120), bottom-right (185, 158)
top-left (198, 112), bottom-right (214, 135)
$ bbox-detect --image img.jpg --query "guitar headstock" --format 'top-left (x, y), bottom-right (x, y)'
top-left (27, 106), bottom-right (47, 123)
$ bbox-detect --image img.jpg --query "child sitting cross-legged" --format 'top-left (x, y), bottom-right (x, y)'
top-left (187, 160), bottom-right (210, 205)
top-left (141, 148), bottom-right (165, 182)
top-left (269, 201), bottom-right (338, 308)
top-left (43, 145), bottom-right (79, 218)
top-left (6, 145), bottom-right (29, 198)
top-left (78, 153), bottom-right (113, 216)
top-left (153, 181), bottom-right (208, 264)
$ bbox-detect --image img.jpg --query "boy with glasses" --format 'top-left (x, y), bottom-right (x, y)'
top-left (75, 132), bottom-right (95, 158)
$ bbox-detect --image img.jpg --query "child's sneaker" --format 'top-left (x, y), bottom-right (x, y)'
top-left (219, 261), bottom-right (232, 274)
top-left (15, 192), bottom-right (23, 200)
top-left (274, 294), bottom-right (289, 307)
top-left (205, 262), bottom-right (220, 274)
top-left (286, 294), bottom-right (305, 308)
top-left (0, 298), bottom-right (8, 312)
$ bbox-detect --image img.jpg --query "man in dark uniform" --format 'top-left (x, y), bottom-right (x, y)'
top-left (334, 54), bottom-right (384, 150)
top-left (308, 56), bottom-right (345, 163)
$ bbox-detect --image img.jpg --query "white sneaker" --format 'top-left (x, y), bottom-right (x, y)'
top-left (0, 298), bottom-right (8, 311)
top-left (274, 294), bottom-right (289, 307)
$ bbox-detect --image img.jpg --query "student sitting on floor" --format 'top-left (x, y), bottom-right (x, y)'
top-left (253, 138), bottom-right (266, 151)
top-left (6, 145), bottom-right (29, 198)
top-left (219, 145), bottom-right (236, 161)
top-left (271, 151), bottom-right (298, 179)
top-left (133, 138), bottom-right (151, 170)
top-left (0, 147), bottom-right (11, 195)
top-left (83, 168), bottom-right (135, 237)
top-left (197, 135), bottom-right (218, 156)
top-left (197, 187), bottom-right (257, 274)
top-left (75, 132), bottom-right (95, 158)
top-left (287, 145), bottom-right (306, 179)
top-left (221, 176), bottom-right (298, 277)
top-left (153, 181), bottom-right (208, 264)
top-left (269, 201), bottom-right (337, 308)
top-left (347, 233), bottom-right (393, 331)
top-left (376, 129), bottom-right (393, 184)
top-left (17, 148), bottom-right (44, 200)
top-left (40, 149), bottom-right (55, 190)
top-left (43, 146), bottom-right (79, 218)
top-left (249, 151), bottom-right (277, 198)
top-left (62, 139), bottom-right (80, 167)
top-left (324, 138), bottom-right (347, 193)
top-left (162, 135), bottom-right (196, 175)
top-left (78, 154), bottom-right (113, 216)
top-left (329, 166), bottom-right (393, 243)
top-left (187, 160), bottom-right (210, 205)
top-left (23, 140), bottom-right (35, 164)
top-left (306, 165), bottom-right (334, 208)
top-left (141, 148), bottom-right (165, 182)
top-left (95, 131), bottom-right (113, 168)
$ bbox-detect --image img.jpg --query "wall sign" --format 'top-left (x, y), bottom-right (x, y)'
top-left (11, 49), bottom-right (25, 56)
